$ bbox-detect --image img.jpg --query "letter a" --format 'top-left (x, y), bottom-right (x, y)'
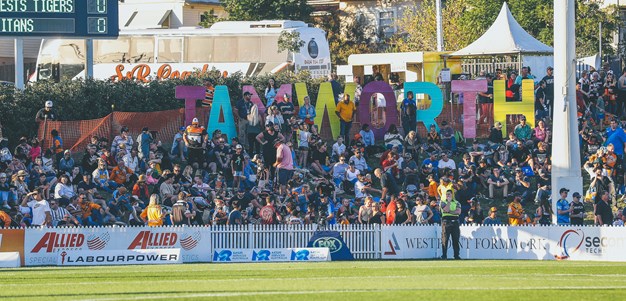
top-left (207, 85), bottom-right (237, 140)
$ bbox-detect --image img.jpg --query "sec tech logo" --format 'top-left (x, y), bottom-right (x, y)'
top-left (557, 229), bottom-right (585, 259)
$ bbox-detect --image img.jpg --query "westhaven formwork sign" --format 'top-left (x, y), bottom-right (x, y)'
top-left (0, 0), bottom-right (118, 37)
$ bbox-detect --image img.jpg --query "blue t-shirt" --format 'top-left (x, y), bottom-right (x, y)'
top-left (606, 129), bottom-right (626, 155)
top-left (556, 199), bottom-right (570, 224)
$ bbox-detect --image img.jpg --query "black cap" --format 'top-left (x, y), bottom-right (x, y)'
top-left (559, 188), bottom-right (570, 194)
top-left (572, 192), bottom-right (581, 198)
top-left (243, 91), bottom-right (252, 96)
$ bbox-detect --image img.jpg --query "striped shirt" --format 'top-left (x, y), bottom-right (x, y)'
top-left (50, 206), bottom-right (70, 226)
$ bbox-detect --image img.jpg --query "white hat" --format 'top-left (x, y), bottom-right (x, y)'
top-left (192, 118), bottom-right (199, 124)
top-left (45, 100), bottom-right (53, 108)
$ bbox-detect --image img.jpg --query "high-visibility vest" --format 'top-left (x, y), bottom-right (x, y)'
top-left (441, 199), bottom-right (460, 218)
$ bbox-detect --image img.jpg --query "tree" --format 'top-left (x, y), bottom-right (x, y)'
top-left (277, 31), bottom-right (305, 54)
top-left (316, 11), bottom-right (377, 66)
top-left (220, 0), bottom-right (312, 22)
top-left (389, 0), bottom-right (471, 52)
top-left (198, 9), bottom-right (220, 28)
top-left (459, 0), bottom-right (619, 56)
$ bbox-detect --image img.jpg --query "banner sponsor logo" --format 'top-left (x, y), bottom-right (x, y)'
top-left (127, 231), bottom-right (178, 249)
top-left (311, 237), bottom-right (342, 254)
top-left (307, 231), bottom-right (353, 261)
top-left (384, 232), bottom-right (400, 256)
top-left (31, 233), bottom-right (86, 253)
top-left (179, 231), bottom-right (201, 251)
top-left (58, 249), bottom-right (181, 266)
top-left (213, 248), bottom-right (330, 263)
top-left (86, 232), bottom-right (110, 250)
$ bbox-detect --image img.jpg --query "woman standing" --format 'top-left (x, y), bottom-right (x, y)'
top-left (536, 197), bottom-right (553, 225)
top-left (256, 122), bottom-right (284, 171)
top-left (358, 197), bottom-right (373, 224)
top-left (140, 194), bottom-right (165, 227)
top-left (265, 78), bottom-right (278, 107)
top-left (247, 103), bottom-right (263, 155)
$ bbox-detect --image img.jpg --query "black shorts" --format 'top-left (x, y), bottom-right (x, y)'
top-left (277, 168), bottom-right (294, 185)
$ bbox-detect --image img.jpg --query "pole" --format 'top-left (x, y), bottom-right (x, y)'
top-left (599, 22), bottom-right (602, 61)
top-left (41, 115), bottom-right (47, 162)
top-left (552, 0), bottom-right (583, 224)
top-left (86, 39), bottom-right (94, 79)
top-left (435, 0), bottom-right (444, 51)
top-left (14, 38), bottom-right (24, 89)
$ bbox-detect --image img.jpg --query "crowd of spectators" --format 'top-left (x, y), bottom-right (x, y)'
top-left (0, 69), bottom-right (625, 229)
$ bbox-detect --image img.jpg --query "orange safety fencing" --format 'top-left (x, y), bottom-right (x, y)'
top-left (38, 107), bottom-right (211, 152)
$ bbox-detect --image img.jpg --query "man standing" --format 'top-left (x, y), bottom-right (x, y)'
top-left (556, 188), bottom-right (572, 225)
top-left (235, 92), bottom-right (253, 149)
top-left (541, 66), bottom-right (554, 116)
top-left (477, 74), bottom-right (494, 124)
top-left (336, 94), bottom-right (356, 146)
top-left (21, 189), bottom-right (51, 227)
top-left (400, 91), bottom-right (417, 135)
top-left (570, 192), bottom-right (585, 226)
top-left (441, 190), bottom-right (461, 260)
top-left (274, 139), bottom-right (294, 196)
top-left (374, 168), bottom-right (399, 203)
top-left (595, 191), bottom-right (613, 226)
top-left (35, 100), bottom-right (57, 122)
top-left (231, 144), bottom-right (246, 190)
top-left (136, 127), bottom-right (153, 162)
top-left (183, 118), bottom-right (207, 167)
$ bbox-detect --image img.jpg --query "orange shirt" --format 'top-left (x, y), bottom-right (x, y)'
top-left (79, 201), bottom-right (101, 219)
top-left (336, 101), bottom-right (356, 122)
top-left (141, 205), bottom-right (164, 226)
top-left (0, 210), bottom-right (11, 227)
top-left (428, 181), bottom-right (438, 198)
top-left (110, 166), bottom-right (133, 185)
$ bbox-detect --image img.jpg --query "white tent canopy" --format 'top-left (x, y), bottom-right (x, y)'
top-left (451, 2), bottom-right (553, 56)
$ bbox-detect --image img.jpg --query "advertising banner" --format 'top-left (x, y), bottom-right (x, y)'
top-left (0, 229), bottom-right (25, 266)
top-left (57, 249), bottom-right (181, 266)
top-left (212, 248), bottom-right (330, 263)
top-left (307, 231), bottom-right (354, 261)
top-left (25, 227), bottom-right (211, 266)
top-left (381, 225), bottom-right (438, 259)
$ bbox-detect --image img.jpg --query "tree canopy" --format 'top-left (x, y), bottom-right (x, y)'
top-left (220, 0), bottom-right (312, 22)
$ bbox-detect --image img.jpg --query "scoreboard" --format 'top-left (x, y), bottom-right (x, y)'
top-left (0, 0), bottom-right (118, 37)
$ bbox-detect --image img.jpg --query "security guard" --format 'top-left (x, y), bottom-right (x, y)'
top-left (441, 189), bottom-right (462, 260)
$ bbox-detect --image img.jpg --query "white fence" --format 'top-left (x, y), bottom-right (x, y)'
top-left (211, 224), bottom-right (379, 259)
top-left (19, 224), bottom-right (626, 265)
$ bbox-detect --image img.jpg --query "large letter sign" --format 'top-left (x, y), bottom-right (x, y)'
top-left (314, 82), bottom-right (341, 138)
top-left (207, 86), bottom-right (237, 140)
top-left (359, 81), bottom-right (399, 140)
top-left (493, 79), bottom-right (535, 137)
top-left (451, 80), bottom-right (487, 139)
top-left (274, 84), bottom-right (294, 103)
top-left (294, 83), bottom-right (309, 106)
top-left (175, 86), bottom-right (206, 126)
top-left (405, 82), bottom-right (444, 131)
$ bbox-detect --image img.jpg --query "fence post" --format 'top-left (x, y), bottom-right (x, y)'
top-left (375, 224), bottom-right (381, 259)
top-left (248, 224), bottom-right (253, 249)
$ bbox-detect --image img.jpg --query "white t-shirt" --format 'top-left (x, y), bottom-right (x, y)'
top-left (29, 199), bottom-right (51, 226)
top-left (355, 180), bottom-right (367, 198)
top-left (438, 159), bottom-right (457, 170)
top-left (346, 168), bottom-right (360, 182)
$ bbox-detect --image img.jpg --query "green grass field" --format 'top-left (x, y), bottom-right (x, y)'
top-left (1, 261), bottom-right (626, 301)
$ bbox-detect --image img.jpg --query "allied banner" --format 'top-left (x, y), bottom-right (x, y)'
top-left (381, 225), bottom-right (626, 261)
top-left (57, 249), bottom-right (182, 266)
top-left (25, 227), bottom-right (211, 266)
top-left (212, 248), bottom-right (330, 263)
